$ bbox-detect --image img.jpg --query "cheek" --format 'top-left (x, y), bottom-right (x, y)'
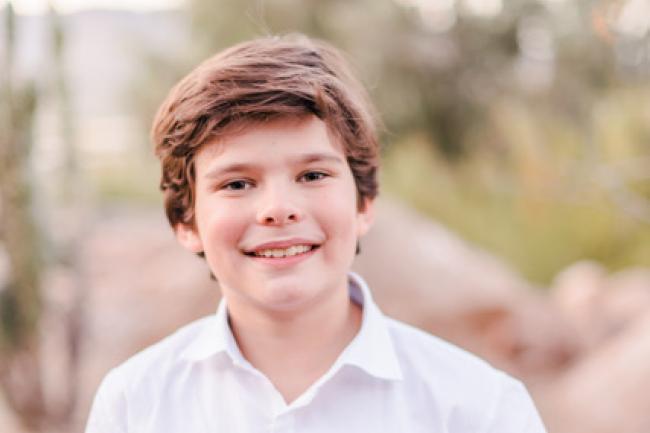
top-left (195, 200), bottom-right (247, 258)
top-left (316, 189), bottom-right (360, 244)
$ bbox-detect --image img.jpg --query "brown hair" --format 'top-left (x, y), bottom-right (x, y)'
top-left (151, 34), bottom-right (380, 228)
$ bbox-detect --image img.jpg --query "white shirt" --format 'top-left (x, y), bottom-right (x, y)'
top-left (85, 273), bottom-right (547, 433)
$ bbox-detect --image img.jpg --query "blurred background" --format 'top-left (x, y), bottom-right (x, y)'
top-left (1, 0), bottom-right (649, 432)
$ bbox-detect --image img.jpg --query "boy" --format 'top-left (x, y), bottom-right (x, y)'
top-left (86, 34), bottom-right (546, 432)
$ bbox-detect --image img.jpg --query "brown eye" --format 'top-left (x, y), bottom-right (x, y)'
top-left (222, 180), bottom-right (252, 191)
top-left (299, 171), bottom-right (328, 182)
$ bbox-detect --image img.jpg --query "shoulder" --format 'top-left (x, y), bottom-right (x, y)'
top-left (85, 316), bottom-right (214, 432)
top-left (385, 317), bottom-right (545, 432)
top-left (96, 315), bottom-right (213, 398)
top-left (386, 316), bottom-right (499, 385)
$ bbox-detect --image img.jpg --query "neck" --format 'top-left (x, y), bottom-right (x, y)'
top-left (226, 282), bottom-right (362, 404)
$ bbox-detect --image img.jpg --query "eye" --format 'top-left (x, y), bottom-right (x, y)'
top-left (221, 179), bottom-right (253, 191)
top-left (299, 171), bottom-right (329, 182)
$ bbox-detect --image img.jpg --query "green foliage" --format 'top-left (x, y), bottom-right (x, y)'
top-left (138, 0), bottom-right (650, 284)
top-left (382, 91), bottom-right (650, 284)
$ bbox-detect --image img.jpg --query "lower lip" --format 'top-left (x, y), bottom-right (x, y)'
top-left (248, 247), bottom-right (318, 268)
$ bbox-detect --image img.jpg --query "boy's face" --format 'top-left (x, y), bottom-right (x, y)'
top-left (175, 116), bottom-right (374, 315)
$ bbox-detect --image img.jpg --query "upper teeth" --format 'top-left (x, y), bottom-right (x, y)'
top-left (255, 245), bottom-right (313, 258)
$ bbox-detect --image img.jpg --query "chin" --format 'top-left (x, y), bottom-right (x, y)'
top-left (256, 281), bottom-right (319, 312)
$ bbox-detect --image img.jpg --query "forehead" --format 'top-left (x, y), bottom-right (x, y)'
top-left (194, 116), bottom-right (345, 170)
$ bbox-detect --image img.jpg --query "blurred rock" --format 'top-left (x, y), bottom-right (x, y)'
top-left (551, 261), bottom-right (650, 350)
top-left (541, 310), bottom-right (650, 433)
top-left (550, 261), bottom-right (607, 346)
top-left (73, 207), bottom-right (219, 431)
top-left (353, 199), bottom-right (579, 379)
top-left (27, 200), bottom-right (650, 433)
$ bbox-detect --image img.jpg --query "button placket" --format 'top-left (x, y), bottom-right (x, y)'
top-left (267, 412), bottom-right (294, 433)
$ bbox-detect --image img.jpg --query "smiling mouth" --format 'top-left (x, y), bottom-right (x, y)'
top-left (244, 244), bottom-right (320, 258)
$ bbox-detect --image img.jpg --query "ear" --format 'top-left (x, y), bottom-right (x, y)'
top-left (174, 223), bottom-right (204, 254)
top-left (356, 197), bottom-right (375, 238)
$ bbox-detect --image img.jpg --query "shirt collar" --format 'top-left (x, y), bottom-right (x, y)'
top-left (180, 298), bottom-right (248, 365)
top-left (338, 272), bottom-right (403, 381)
top-left (181, 272), bottom-right (403, 381)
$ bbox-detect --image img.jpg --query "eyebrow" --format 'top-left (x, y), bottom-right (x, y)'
top-left (205, 163), bottom-right (254, 179)
top-left (204, 152), bottom-right (345, 179)
top-left (296, 152), bottom-right (345, 165)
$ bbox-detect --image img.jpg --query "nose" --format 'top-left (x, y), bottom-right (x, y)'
top-left (256, 185), bottom-right (302, 226)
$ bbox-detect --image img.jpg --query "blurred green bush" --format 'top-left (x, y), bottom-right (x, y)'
top-left (129, 0), bottom-right (650, 285)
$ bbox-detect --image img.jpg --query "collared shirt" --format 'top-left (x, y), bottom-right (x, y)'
top-left (85, 273), bottom-right (547, 433)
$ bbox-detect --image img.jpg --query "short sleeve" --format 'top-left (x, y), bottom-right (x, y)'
top-left (85, 368), bottom-right (128, 433)
top-left (482, 373), bottom-right (547, 433)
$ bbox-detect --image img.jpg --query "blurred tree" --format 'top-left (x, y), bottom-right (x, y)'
top-left (180, 0), bottom-right (624, 157)
top-left (47, 5), bottom-right (85, 430)
top-left (138, 0), bottom-right (650, 283)
top-left (0, 3), bottom-right (82, 431)
top-left (0, 2), bottom-right (46, 430)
